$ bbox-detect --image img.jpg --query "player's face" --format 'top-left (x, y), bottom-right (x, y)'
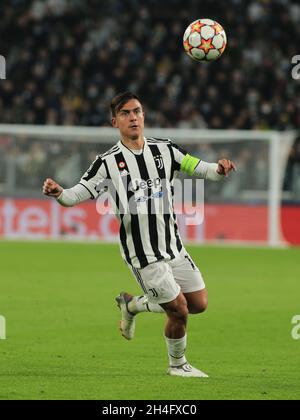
top-left (112, 99), bottom-right (145, 141)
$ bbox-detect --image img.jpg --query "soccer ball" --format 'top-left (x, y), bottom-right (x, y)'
top-left (183, 19), bottom-right (227, 62)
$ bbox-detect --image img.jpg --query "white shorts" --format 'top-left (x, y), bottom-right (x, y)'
top-left (130, 249), bottom-right (206, 304)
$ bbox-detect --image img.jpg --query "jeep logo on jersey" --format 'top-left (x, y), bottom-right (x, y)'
top-left (130, 178), bottom-right (162, 192)
top-left (154, 155), bottom-right (164, 170)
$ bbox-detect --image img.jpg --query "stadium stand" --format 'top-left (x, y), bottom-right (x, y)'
top-left (0, 0), bottom-right (299, 199)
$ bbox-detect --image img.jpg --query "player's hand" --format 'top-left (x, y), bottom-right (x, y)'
top-left (217, 159), bottom-right (236, 177)
top-left (43, 178), bottom-right (63, 198)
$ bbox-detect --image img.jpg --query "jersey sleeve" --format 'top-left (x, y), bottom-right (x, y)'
top-left (79, 156), bottom-right (108, 199)
top-left (170, 141), bottom-right (223, 181)
top-left (170, 141), bottom-right (201, 176)
top-left (56, 184), bottom-right (92, 207)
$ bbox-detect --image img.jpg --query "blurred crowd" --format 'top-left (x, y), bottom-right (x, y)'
top-left (0, 135), bottom-right (271, 202)
top-left (0, 0), bottom-right (299, 201)
top-left (284, 136), bottom-right (300, 197)
top-left (1, 133), bottom-right (300, 200)
top-left (0, 0), bottom-right (299, 129)
top-left (0, 136), bottom-right (98, 190)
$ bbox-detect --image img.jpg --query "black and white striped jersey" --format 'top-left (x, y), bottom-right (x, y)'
top-left (79, 138), bottom-right (204, 269)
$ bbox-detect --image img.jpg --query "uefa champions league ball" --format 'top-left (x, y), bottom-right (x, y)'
top-left (183, 19), bottom-right (227, 62)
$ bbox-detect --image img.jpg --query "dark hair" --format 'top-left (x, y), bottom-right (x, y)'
top-left (110, 92), bottom-right (141, 117)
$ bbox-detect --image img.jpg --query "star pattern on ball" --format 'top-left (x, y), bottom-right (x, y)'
top-left (212, 22), bottom-right (224, 35)
top-left (219, 40), bottom-right (227, 54)
top-left (199, 38), bottom-right (214, 54)
top-left (191, 21), bottom-right (205, 32)
top-left (183, 19), bottom-right (227, 62)
top-left (183, 39), bottom-right (192, 52)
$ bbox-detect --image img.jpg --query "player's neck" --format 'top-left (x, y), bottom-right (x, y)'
top-left (121, 136), bottom-right (145, 151)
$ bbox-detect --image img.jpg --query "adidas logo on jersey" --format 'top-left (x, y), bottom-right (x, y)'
top-left (120, 169), bottom-right (129, 177)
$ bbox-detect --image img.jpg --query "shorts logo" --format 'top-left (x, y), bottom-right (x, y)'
top-left (154, 155), bottom-right (164, 170)
top-left (149, 288), bottom-right (158, 298)
top-left (118, 162), bottom-right (126, 170)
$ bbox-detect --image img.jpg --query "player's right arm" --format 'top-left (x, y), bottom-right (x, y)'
top-left (43, 178), bottom-right (63, 198)
top-left (43, 178), bottom-right (92, 207)
top-left (43, 155), bottom-right (108, 207)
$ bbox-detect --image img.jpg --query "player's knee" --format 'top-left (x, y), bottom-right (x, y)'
top-left (178, 304), bottom-right (189, 319)
top-left (175, 302), bottom-right (189, 320)
top-left (168, 303), bottom-right (189, 321)
top-left (189, 298), bottom-right (208, 314)
top-left (197, 301), bottom-right (208, 314)
top-left (163, 293), bottom-right (189, 321)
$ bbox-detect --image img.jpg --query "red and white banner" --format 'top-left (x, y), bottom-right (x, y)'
top-left (0, 199), bottom-right (299, 244)
top-left (0, 199), bottom-right (204, 242)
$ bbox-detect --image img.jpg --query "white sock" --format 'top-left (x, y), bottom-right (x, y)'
top-left (165, 335), bottom-right (187, 367)
top-left (128, 296), bottom-right (165, 314)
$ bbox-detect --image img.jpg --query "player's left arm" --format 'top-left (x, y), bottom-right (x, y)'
top-left (171, 142), bottom-right (236, 181)
top-left (191, 156), bottom-right (236, 180)
top-left (215, 158), bottom-right (236, 177)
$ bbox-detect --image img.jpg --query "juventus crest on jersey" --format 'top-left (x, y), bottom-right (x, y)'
top-left (79, 138), bottom-right (190, 269)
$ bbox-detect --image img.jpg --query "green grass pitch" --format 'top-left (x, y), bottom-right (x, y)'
top-left (0, 241), bottom-right (300, 400)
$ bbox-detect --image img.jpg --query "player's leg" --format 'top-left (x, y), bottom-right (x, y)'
top-left (116, 260), bottom-right (208, 377)
top-left (163, 251), bottom-right (209, 377)
top-left (170, 251), bottom-right (208, 314)
top-left (161, 294), bottom-right (208, 378)
top-left (184, 289), bottom-right (208, 314)
top-left (115, 264), bottom-right (168, 341)
top-left (127, 294), bottom-right (165, 314)
top-left (161, 292), bottom-right (188, 338)
top-left (115, 292), bottom-right (137, 340)
top-left (115, 291), bottom-right (164, 341)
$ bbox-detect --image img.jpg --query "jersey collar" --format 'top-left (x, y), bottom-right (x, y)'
top-left (118, 137), bottom-right (147, 155)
